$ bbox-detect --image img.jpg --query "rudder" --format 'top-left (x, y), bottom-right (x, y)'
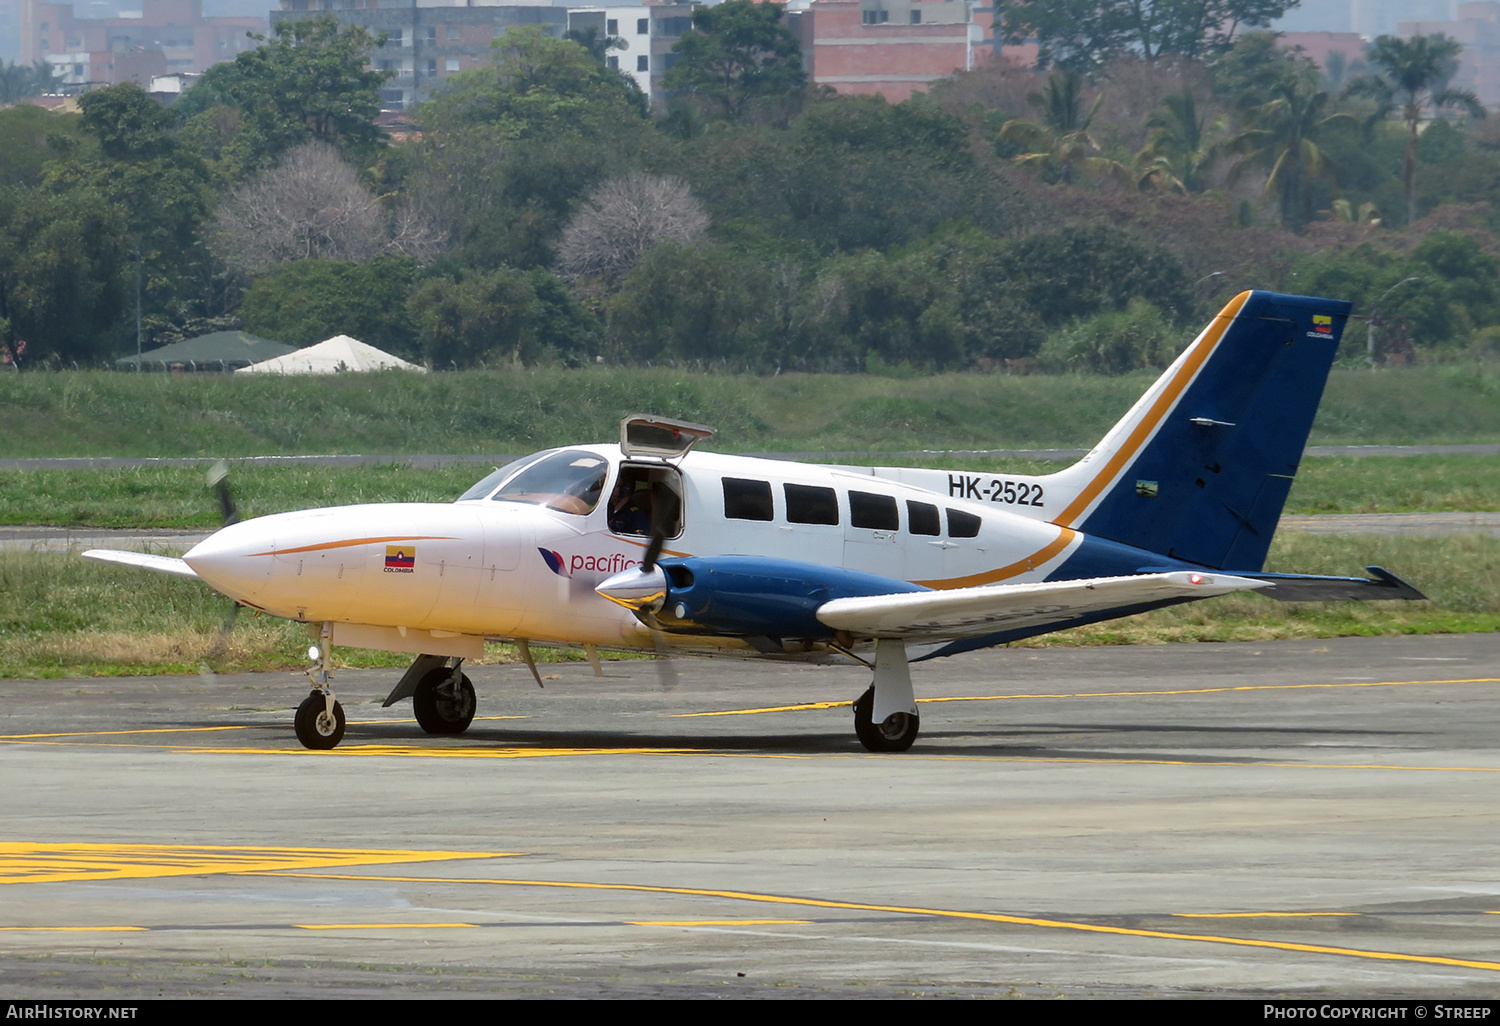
top-left (1044, 290), bottom-right (1351, 571)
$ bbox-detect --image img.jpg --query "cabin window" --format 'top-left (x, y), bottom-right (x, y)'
top-left (723, 478), bottom-right (774, 521)
top-left (785, 484), bottom-right (839, 526)
top-left (907, 500), bottom-right (940, 536)
top-left (946, 508), bottom-right (982, 538)
top-left (849, 491), bottom-right (898, 531)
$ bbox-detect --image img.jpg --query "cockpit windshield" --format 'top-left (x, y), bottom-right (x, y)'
top-left (461, 450), bottom-right (609, 515)
top-left (455, 456), bottom-right (534, 502)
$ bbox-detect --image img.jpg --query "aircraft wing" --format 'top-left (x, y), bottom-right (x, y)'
top-left (82, 549), bottom-right (200, 580)
top-left (815, 572), bottom-right (1268, 642)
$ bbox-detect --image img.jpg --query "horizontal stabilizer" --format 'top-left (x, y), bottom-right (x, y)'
top-left (81, 549), bottom-right (200, 580)
top-left (817, 571), bottom-right (1268, 642)
top-left (1221, 565), bottom-right (1426, 603)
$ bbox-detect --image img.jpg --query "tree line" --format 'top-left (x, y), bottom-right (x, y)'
top-left (3, 1), bottom-right (1499, 373)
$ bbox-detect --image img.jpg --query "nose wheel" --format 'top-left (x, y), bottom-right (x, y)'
top-left (295, 691), bottom-right (345, 750)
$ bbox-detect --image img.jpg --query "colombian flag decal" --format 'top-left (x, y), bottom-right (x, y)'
top-left (1312, 314), bottom-right (1333, 334)
top-left (384, 545), bottom-right (416, 573)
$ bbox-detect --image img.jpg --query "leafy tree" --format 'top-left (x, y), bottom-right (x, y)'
top-left (605, 242), bottom-right (774, 367)
top-left (239, 257), bottom-right (420, 355)
top-left (664, 0), bottom-right (807, 120)
top-left (1288, 243), bottom-right (1466, 354)
top-left (409, 266), bottom-right (594, 367)
top-left (998, 0), bottom-right (1299, 72)
top-left (211, 16), bottom-right (392, 174)
top-left (1210, 30), bottom-right (1318, 106)
top-left (1224, 79), bottom-right (1357, 231)
top-left (421, 26), bottom-right (646, 139)
top-left (413, 28), bottom-right (653, 268)
top-left (46, 84), bottom-right (217, 338)
top-left (1411, 230), bottom-right (1500, 329)
top-left (1345, 34), bottom-right (1486, 226)
top-left (0, 105), bottom-right (88, 186)
top-left (77, 83), bottom-right (179, 161)
top-left (992, 225), bottom-right (1195, 326)
top-left (1038, 298), bottom-right (1182, 373)
top-left (683, 96), bottom-right (1010, 255)
top-left (793, 96), bottom-right (971, 172)
top-left (0, 185), bottom-right (130, 364)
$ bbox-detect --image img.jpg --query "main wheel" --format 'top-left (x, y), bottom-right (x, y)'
top-left (294, 691), bottom-right (345, 750)
top-left (413, 668), bottom-right (476, 735)
top-left (853, 686), bottom-right (919, 753)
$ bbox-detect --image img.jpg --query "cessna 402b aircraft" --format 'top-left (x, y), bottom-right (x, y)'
top-left (85, 290), bottom-right (1424, 752)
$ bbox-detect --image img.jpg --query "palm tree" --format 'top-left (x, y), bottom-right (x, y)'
top-left (1344, 34), bottom-right (1486, 226)
top-left (998, 70), bottom-right (1125, 185)
top-left (564, 26), bottom-right (625, 67)
top-left (1137, 88), bottom-right (1218, 193)
top-left (1224, 79), bottom-right (1357, 231)
top-left (0, 61), bottom-right (58, 104)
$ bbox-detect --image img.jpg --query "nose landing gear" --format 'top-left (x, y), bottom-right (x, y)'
top-left (295, 624), bottom-right (345, 750)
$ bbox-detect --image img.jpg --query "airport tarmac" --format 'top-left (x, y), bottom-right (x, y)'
top-left (2, 633), bottom-right (1499, 999)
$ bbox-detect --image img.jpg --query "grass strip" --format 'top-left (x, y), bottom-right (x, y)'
top-left (0, 454), bottom-right (1495, 529)
top-left (3, 363), bottom-right (1499, 458)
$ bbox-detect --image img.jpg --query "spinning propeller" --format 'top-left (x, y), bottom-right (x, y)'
top-left (202, 460), bottom-right (243, 661)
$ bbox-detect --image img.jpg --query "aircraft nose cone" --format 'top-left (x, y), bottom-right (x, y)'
top-left (183, 522), bottom-right (272, 601)
top-left (596, 565), bottom-right (667, 612)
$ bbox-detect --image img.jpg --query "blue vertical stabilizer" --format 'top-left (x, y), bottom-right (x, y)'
top-left (1049, 291), bottom-right (1351, 571)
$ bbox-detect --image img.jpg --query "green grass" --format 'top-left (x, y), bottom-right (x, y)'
top-left (0, 454), bottom-right (1493, 529)
top-left (0, 464), bottom-right (487, 529)
top-left (1, 533), bottom-right (1495, 679)
top-left (3, 363), bottom-right (1500, 458)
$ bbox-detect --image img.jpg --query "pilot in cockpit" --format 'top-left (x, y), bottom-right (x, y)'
top-left (608, 476), bottom-right (654, 535)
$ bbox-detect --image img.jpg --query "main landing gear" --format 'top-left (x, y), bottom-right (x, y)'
top-left (853, 638), bottom-right (920, 753)
top-left (292, 638), bottom-right (480, 750)
top-left (412, 664), bottom-right (476, 735)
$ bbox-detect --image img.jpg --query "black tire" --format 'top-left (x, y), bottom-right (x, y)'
top-left (294, 691), bottom-right (345, 750)
top-left (853, 685), bottom-right (919, 753)
top-left (413, 668), bottom-right (476, 735)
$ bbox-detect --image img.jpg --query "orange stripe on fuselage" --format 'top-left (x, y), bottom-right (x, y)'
top-left (1051, 291), bottom-right (1251, 530)
top-left (911, 528), bottom-right (1078, 590)
top-left (245, 536), bottom-right (459, 558)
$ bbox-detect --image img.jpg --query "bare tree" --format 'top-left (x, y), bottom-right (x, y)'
top-left (556, 173), bottom-right (710, 287)
top-left (212, 140), bottom-right (386, 274)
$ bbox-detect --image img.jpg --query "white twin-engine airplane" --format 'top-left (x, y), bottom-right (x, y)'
top-left (85, 291), bottom-right (1424, 752)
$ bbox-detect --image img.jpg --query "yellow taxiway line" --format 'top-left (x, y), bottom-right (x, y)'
top-left (0, 842), bottom-right (517, 885)
top-left (677, 677), bottom-right (1500, 717)
top-left (262, 870), bottom-right (1500, 975)
top-left (5, 843), bottom-right (1497, 975)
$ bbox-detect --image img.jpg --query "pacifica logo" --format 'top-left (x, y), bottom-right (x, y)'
top-left (538, 548), bottom-right (642, 578)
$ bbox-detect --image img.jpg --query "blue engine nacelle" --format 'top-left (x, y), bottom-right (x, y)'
top-left (645, 556), bottom-right (928, 640)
